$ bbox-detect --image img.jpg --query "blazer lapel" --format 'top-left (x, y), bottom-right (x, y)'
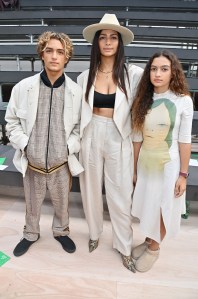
top-left (114, 73), bottom-right (132, 112)
top-left (113, 80), bottom-right (132, 139)
top-left (88, 84), bottom-right (94, 110)
top-left (80, 84), bottom-right (94, 138)
top-left (114, 86), bottom-right (125, 111)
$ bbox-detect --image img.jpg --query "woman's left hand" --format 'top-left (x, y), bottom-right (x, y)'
top-left (174, 176), bottom-right (187, 198)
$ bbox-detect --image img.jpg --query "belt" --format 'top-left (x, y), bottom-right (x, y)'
top-left (28, 161), bottom-right (67, 174)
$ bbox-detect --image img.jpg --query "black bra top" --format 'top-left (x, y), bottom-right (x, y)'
top-left (93, 90), bottom-right (116, 109)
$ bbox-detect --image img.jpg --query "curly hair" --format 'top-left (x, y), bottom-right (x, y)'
top-left (132, 50), bottom-right (190, 131)
top-left (37, 31), bottom-right (73, 63)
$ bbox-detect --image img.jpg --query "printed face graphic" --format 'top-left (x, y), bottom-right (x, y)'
top-left (144, 103), bottom-right (171, 148)
top-left (140, 99), bottom-right (176, 172)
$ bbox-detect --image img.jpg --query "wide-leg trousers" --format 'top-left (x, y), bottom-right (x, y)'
top-left (23, 164), bottom-right (71, 241)
top-left (80, 115), bottom-right (134, 256)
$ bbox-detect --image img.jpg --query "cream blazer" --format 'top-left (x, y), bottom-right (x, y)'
top-left (5, 72), bottom-right (82, 177)
top-left (77, 64), bottom-right (143, 140)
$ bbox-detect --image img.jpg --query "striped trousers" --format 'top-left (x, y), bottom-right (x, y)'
top-left (23, 164), bottom-right (71, 241)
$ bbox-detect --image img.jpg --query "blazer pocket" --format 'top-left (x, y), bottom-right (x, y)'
top-left (16, 109), bottom-right (27, 119)
top-left (73, 113), bottom-right (79, 124)
top-left (16, 109), bottom-right (28, 132)
top-left (121, 136), bottom-right (132, 153)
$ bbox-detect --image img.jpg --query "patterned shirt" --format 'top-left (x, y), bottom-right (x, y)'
top-left (27, 70), bottom-right (68, 172)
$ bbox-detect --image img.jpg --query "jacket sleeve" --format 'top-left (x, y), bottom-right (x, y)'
top-left (178, 96), bottom-right (193, 143)
top-left (5, 84), bottom-right (29, 151)
top-left (67, 122), bottom-right (81, 155)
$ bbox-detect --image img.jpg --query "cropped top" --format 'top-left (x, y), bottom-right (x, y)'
top-left (93, 90), bottom-right (115, 109)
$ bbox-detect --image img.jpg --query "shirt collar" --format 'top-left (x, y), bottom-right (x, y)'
top-left (40, 69), bottom-right (65, 88)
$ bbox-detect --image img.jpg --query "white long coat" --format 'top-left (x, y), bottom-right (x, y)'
top-left (5, 72), bottom-right (82, 177)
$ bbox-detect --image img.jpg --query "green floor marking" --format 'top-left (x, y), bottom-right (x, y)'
top-left (0, 157), bottom-right (6, 165)
top-left (0, 251), bottom-right (10, 267)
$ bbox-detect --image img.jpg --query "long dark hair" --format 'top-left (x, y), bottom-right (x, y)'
top-left (132, 49), bottom-right (190, 131)
top-left (85, 30), bottom-right (129, 101)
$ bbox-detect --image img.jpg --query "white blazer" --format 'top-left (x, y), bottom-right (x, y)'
top-left (77, 64), bottom-right (143, 140)
top-left (5, 72), bottom-right (82, 177)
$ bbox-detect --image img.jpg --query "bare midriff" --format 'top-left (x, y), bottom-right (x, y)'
top-left (93, 107), bottom-right (114, 118)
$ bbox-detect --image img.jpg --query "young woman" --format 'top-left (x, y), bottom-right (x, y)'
top-left (131, 50), bottom-right (193, 272)
top-left (77, 14), bottom-right (143, 272)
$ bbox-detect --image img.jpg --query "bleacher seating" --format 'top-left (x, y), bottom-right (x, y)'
top-left (0, 0), bottom-right (197, 110)
top-left (0, 0), bottom-right (197, 111)
top-left (0, 0), bottom-right (197, 90)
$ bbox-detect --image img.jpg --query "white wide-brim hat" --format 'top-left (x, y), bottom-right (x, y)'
top-left (83, 13), bottom-right (134, 46)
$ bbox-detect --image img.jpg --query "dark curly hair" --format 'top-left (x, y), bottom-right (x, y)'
top-left (132, 50), bottom-right (190, 131)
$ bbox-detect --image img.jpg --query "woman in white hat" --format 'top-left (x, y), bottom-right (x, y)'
top-left (77, 13), bottom-right (143, 272)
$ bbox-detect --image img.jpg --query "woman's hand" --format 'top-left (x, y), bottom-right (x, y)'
top-left (174, 176), bottom-right (187, 198)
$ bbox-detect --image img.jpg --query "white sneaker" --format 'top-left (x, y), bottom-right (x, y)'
top-left (135, 247), bottom-right (160, 272)
top-left (132, 241), bottom-right (149, 260)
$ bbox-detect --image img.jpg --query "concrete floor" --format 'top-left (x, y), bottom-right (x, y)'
top-left (0, 192), bottom-right (198, 299)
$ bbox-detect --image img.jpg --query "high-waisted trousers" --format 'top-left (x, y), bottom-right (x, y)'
top-left (80, 114), bottom-right (133, 255)
top-left (23, 164), bottom-right (71, 241)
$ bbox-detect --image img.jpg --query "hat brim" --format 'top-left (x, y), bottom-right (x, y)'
top-left (83, 23), bottom-right (134, 46)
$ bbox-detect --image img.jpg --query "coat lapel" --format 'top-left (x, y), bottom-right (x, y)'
top-left (26, 75), bottom-right (40, 135)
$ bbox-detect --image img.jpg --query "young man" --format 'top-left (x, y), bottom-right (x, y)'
top-left (5, 31), bottom-right (82, 257)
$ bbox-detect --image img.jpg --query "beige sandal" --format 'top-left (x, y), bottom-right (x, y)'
top-left (135, 247), bottom-right (160, 272)
top-left (132, 241), bottom-right (150, 260)
top-left (88, 239), bottom-right (99, 253)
